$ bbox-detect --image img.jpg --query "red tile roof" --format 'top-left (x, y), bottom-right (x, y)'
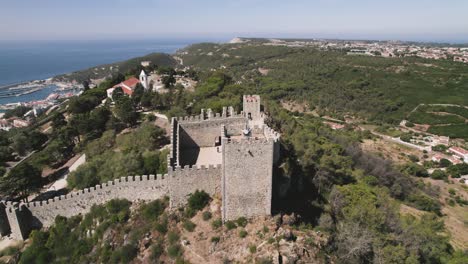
top-left (112, 77), bottom-right (140, 96)
top-left (449, 146), bottom-right (468, 155)
top-left (121, 77), bottom-right (140, 89)
top-left (121, 86), bottom-right (133, 96)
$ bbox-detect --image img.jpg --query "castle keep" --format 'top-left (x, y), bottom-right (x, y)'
top-left (0, 95), bottom-right (280, 240)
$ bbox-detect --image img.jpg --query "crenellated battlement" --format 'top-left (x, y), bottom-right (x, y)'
top-left (175, 107), bottom-right (241, 124)
top-left (222, 137), bottom-right (276, 145)
top-left (263, 125), bottom-right (281, 141)
top-left (0, 173), bottom-right (171, 237)
top-left (169, 164), bottom-right (222, 172)
top-left (8, 174), bottom-right (169, 210)
top-left (243, 94), bottom-right (260, 103)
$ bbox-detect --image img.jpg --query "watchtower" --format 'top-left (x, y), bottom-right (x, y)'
top-left (243, 95), bottom-right (261, 121)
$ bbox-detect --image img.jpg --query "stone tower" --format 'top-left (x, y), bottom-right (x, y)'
top-left (221, 138), bottom-right (275, 221)
top-left (139, 70), bottom-right (149, 90)
top-left (243, 95), bottom-right (261, 120)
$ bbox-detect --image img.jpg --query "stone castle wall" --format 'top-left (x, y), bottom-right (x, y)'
top-left (169, 118), bottom-right (178, 167)
top-left (222, 138), bottom-right (275, 221)
top-left (168, 164), bottom-right (222, 208)
top-left (1, 174), bottom-right (169, 239)
top-left (177, 115), bottom-right (246, 149)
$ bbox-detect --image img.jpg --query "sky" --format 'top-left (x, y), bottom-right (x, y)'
top-left (1, 0), bottom-right (467, 43)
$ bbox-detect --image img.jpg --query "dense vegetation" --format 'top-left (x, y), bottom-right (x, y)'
top-left (179, 43), bottom-right (468, 125)
top-left (67, 123), bottom-right (169, 189)
top-left (14, 195), bottom-right (207, 263)
top-left (407, 105), bottom-right (468, 139)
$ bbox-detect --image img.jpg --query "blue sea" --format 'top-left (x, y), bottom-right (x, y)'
top-left (0, 38), bottom-right (219, 105)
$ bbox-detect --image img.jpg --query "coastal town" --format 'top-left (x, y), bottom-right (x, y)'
top-left (0, 60), bottom-right (196, 132)
top-left (240, 38), bottom-right (468, 62)
top-left (0, 81), bottom-right (82, 131)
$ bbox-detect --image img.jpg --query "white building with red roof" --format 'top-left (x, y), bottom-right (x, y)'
top-left (106, 77), bottom-right (141, 99)
top-left (324, 121), bottom-right (345, 130)
top-left (449, 146), bottom-right (468, 163)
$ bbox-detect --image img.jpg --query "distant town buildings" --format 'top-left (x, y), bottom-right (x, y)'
top-left (431, 136), bottom-right (450, 146)
top-left (0, 119), bottom-right (11, 131)
top-left (12, 119), bottom-right (30, 128)
top-left (449, 146), bottom-right (468, 163)
top-left (261, 39), bottom-right (468, 64)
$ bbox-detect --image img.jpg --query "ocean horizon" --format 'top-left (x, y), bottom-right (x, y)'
top-left (0, 38), bottom-right (224, 87)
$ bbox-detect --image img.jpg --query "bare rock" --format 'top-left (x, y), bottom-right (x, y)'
top-left (277, 227), bottom-right (294, 241)
top-left (273, 214), bottom-right (282, 230)
top-left (282, 213), bottom-right (297, 226)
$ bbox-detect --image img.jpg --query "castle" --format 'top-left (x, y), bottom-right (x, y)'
top-left (0, 95), bottom-right (280, 240)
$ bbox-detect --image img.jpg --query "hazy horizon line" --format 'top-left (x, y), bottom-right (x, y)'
top-left (1, 35), bottom-right (468, 45)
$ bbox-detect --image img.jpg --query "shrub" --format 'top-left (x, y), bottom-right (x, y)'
top-left (184, 207), bottom-right (196, 218)
top-left (455, 196), bottom-right (468, 206)
top-left (146, 114), bottom-right (156, 122)
top-left (141, 199), bottom-right (166, 221)
top-left (408, 155), bottom-right (419, 162)
top-left (168, 231), bottom-right (180, 244)
top-left (239, 229), bottom-right (248, 238)
top-left (432, 145), bottom-right (448, 152)
top-left (408, 194), bottom-right (441, 215)
top-left (236, 217), bottom-right (248, 227)
top-left (401, 163), bottom-right (429, 177)
top-left (267, 237), bottom-right (275, 244)
top-left (249, 245), bottom-right (257, 254)
top-left (212, 219), bottom-right (222, 229)
top-left (225, 221), bottom-right (237, 230)
top-left (150, 242), bottom-right (164, 260)
top-left (400, 134), bottom-right (412, 143)
top-left (263, 226), bottom-right (269, 233)
top-left (448, 188), bottom-right (456, 196)
top-left (211, 236), bottom-right (220, 243)
top-left (109, 244), bottom-right (138, 263)
top-left (187, 190), bottom-right (211, 211)
top-left (0, 246), bottom-right (20, 257)
top-left (439, 159), bottom-right (452, 168)
top-left (257, 258), bottom-right (274, 264)
top-left (202, 211), bottom-right (212, 221)
top-left (183, 220), bottom-right (196, 232)
top-left (430, 169), bottom-right (447, 180)
top-left (447, 199), bottom-right (456, 207)
top-left (154, 216), bottom-right (168, 234)
top-left (167, 244), bottom-right (183, 258)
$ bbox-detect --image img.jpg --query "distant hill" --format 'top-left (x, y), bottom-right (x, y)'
top-left (53, 53), bottom-right (177, 83)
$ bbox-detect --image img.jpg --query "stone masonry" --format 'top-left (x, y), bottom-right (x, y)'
top-left (0, 95), bottom-right (280, 240)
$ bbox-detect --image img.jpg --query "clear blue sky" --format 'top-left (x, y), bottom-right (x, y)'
top-left (1, 0), bottom-right (467, 43)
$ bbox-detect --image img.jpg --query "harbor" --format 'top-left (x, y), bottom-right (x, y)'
top-left (0, 79), bottom-right (83, 111)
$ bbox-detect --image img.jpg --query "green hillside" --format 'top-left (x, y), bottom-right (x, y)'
top-left (54, 53), bottom-right (177, 83)
top-left (178, 42), bottom-right (468, 124)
